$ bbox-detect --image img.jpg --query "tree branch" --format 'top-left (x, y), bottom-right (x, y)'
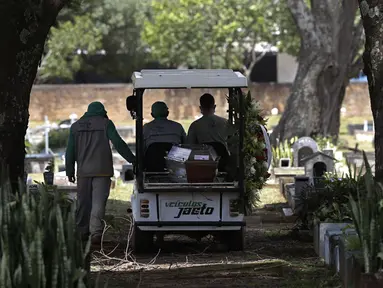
top-left (349, 18), bottom-right (365, 78)
top-left (352, 19), bottom-right (365, 53)
top-left (286, 0), bottom-right (320, 47)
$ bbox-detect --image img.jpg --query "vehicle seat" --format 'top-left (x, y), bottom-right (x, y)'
top-left (203, 142), bottom-right (229, 172)
top-left (144, 142), bottom-right (174, 172)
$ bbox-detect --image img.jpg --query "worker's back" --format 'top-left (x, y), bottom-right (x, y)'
top-left (187, 114), bottom-right (228, 147)
top-left (143, 118), bottom-right (186, 150)
top-left (71, 116), bottom-right (114, 177)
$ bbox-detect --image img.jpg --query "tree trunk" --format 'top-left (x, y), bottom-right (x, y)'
top-left (271, 48), bottom-right (327, 141)
top-left (358, 0), bottom-right (383, 182)
top-left (270, 0), bottom-right (363, 144)
top-left (0, 2), bottom-right (64, 189)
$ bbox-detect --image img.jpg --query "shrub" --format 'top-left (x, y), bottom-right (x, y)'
top-left (37, 129), bottom-right (70, 152)
top-left (0, 168), bottom-right (90, 287)
top-left (348, 152), bottom-right (383, 274)
top-left (271, 137), bottom-right (296, 167)
top-left (294, 162), bottom-right (364, 229)
top-left (227, 91), bottom-right (270, 214)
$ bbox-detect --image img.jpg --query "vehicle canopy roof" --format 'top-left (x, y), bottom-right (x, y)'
top-left (132, 69), bottom-right (247, 89)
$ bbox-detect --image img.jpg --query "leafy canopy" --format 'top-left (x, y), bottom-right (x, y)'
top-left (142, 0), bottom-right (274, 69)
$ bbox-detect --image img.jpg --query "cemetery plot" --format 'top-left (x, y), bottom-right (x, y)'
top-left (92, 195), bottom-right (341, 287)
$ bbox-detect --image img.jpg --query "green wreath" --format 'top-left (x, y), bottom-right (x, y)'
top-left (227, 91), bottom-right (270, 214)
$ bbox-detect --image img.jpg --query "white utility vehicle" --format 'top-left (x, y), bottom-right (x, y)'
top-left (124, 69), bottom-right (271, 252)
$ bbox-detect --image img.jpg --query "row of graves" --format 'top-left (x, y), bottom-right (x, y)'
top-left (25, 154), bottom-right (77, 199)
top-left (25, 150), bottom-right (134, 198)
top-left (272, 136), bottom-right (378, 287)
top-left (273, 137), bottom-right (336, 199)
top-left (347, 120), bottom-right (374, 143)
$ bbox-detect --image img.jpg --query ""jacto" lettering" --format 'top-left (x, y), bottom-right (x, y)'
top-left (174, 203), bottom-right (214, 218)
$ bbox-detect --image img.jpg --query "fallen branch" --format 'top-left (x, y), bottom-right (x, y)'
top-left (149, 259), bottom-right (287, 275)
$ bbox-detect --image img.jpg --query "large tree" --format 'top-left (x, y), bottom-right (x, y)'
top-left (142, 0), bottom-right (270, 75)
top-left (38, 0), bottom-right (150, 82)
top-left (270, 0), bottom-right (365, 143)
top-left (357, 0), bottom-right (383, 182)
top-left (0, 0), bottom-right (68, 187)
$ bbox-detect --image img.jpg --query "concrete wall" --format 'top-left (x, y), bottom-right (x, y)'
top-left (29, 82), bottom-right (372, 122)
top-left (277, 53), bottom-right (298, 84)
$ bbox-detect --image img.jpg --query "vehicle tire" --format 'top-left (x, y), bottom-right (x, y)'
top-left (131, 223), bottom-right (154, 253)
top-left (224, 227), bottom-right (245, 251)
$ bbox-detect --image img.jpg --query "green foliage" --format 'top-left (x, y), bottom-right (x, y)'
top-left (142, 0), bottom-right (271, 69)
top-left (0, 169), bottom-right (90, 287)
top-left (294, 162), bottom-right (364, 229)
top-left (313, 135), bottom-right (336, 150)
top-left (88, 0), bottom-right (150, 78)
top-left (39, 14), bottom-right (103, 80)
top-left (39, 0), bottom-right (150, 81)
top-left (263, 1), bottom-right (300, 57)
top-left (345, 234), bottom-right (361, 251)
top-left (39, 0), bottom-right (300, 80)
top-left (348, 152), bottom-right (383, 274)
top-left (37, 129), bottom-right (70, 152)
top-left (271, 137), bottom-right (296, 167)
top-left (228, 91), bottom-right (270, 213)
top-left (25, 140), bottom-right (32, 154)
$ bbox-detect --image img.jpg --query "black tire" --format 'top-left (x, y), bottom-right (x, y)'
top-left (131, 223), bottom-right (154, 253)
top-left (224, 227), bottom-right (245, 251)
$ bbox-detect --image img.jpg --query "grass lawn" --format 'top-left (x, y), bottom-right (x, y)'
top-left (258, 184), bottom-right (285, 207)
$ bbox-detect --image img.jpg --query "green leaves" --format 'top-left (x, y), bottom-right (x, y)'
top-left (0, 168), bottom-right (90, 287)
top-left (271, 137), bottom-right (297, 167)
top-left (142, 0), bottom-right (272, 69)
top-left (227, 91), bottom-right (269, 212)
top-left (39, 14), bottom-right (103, 80)
top-left (347, 152), bottom-right (383, 273)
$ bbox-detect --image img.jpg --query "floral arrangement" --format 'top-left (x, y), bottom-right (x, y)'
top-left (227, 91), bottom-right (271, 214)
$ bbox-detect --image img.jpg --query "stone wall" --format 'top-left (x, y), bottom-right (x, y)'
top-left (29, 82), bottom-right (372, 122)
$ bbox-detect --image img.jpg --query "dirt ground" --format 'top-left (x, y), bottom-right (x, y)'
top-left (90, 205), bottom-right (341, 288)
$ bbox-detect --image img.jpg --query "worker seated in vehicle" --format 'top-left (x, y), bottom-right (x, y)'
top-left (143, 101), bottom-right (186, 171)
top-left (187, 93), bottom-right (229, 171)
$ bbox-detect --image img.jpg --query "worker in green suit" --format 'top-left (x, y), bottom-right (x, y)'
top-left (65, 101), bottom-right (136, 245)
top-left (143, 101), bottom-right (186, 151)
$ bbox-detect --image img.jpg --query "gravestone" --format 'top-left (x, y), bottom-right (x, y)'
top-left (364, 120), bottom-right (374, 132)
top-left (301, 152), bottom-right (336, 178)
top-left (323, 149), bottom-right (334, 158)
top-left (339, 231), bottom-right (362, 288)
top-left (279, 158), bottom-right (291, 167)
top-left (324, 230), bottom-right (344, 266)
top-left (315, 223), bottom-right (349, 258)
top-left (330, 235), bottom-right (341, 272)
top-left (344, 151), bottom-right (375, 170)
top-left (347, 124), bottom-right (364, 135)
top-left (292, 137), bottom-right (319, 167)
top-left (292, 176), bottom-right (310, 212)
top-left (25, 154), bottom-right (54, 174)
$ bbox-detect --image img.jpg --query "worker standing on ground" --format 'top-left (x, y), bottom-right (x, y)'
top-left (65, 101), bottom-right (136, 245)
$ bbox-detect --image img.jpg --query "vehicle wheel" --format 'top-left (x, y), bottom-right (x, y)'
top-left (224, 227), bottom-right (245, 251)
top-left (131, 223), bottom-right (154, 253)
